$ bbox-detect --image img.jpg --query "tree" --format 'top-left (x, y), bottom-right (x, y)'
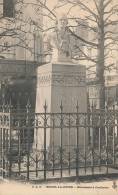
top-left (1, 0), bottom-right (118, 109)
top-left (57, 0), bottom-right (118, 109)
top-left (0, 0), bottom-right (57, 61)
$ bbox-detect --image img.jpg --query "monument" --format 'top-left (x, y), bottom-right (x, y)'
top-left (34, 15), bottom-right (88, 153)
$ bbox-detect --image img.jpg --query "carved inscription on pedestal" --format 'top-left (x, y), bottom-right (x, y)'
top-left (38, 72), bottom-right (86, 87)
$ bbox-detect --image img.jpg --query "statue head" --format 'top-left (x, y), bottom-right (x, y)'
top-left (58, 14), bottom-right (68, 29)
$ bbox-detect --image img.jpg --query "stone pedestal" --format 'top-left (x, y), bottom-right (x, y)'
top-left (34, 62), bottom-right (88, 151)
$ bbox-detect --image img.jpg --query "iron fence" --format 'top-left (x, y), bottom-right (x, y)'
top-left (0, 102), bottom-right (118, 181)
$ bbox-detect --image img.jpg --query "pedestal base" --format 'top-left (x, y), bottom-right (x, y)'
top-left (34, 62), bottom-right (88, 151)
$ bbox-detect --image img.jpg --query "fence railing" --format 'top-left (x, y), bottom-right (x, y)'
top-left (0, 102), bottom-right (118, 181)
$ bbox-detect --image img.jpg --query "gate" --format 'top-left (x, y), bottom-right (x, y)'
top-left (0, 102), bottom-right (118, 181)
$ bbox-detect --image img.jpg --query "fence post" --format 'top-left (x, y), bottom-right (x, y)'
top-left (99, 110), bottom-right (102, 172)
top-left (26, 100), bottom-right (31, 181)
top-left (43, 101), bottom-right (47, 181)
top-left (1, 128), bottom-right (5, 179)
top-left (76, 101), bottom-right (79, 178)
top-left (2, 101), bottom-right (5, 179)
top-left (105, 105), bottom-right (109, 175)
top-left (8, 101), bottom-right (13, 178)
top-left (52, 114), bottom-right (55, 176)
top-left (60, 101), bottom-right (63, 179)
top-left (91, 103), bottom-right (94, 175)
top-left (113, 104), bottom-right (115, 166)
top-left (17, 101), bottom-right (21, 176)
top-left (84, 113), bottom-right (87, 174)
top-left (87, 100), bottom-right (91, 144)
top-left (68, 114), bottom-right (71, 175)
top-left (35, 153), bottom-right (38, 178)
top-left (0, 114), bottom-right (2, 172)
top-left (35, 116), bottom-right (38, 178)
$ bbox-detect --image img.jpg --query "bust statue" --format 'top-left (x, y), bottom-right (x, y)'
top-left (56, 15), bottom-right (72, 62)
top-left (46, 15), bottom-right (72, 62)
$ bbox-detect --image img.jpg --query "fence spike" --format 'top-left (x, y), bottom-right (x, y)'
top-left (113, 104), bottom-right (115, 110)
top-left (44, 100), bottom-right (47, 112)
top-left (9, 98), bottom-right (12, 106)
top-left (8, 98), bottom-right (13, 112)
top-left (105, 102), bottom-right (108, 111)
top-left (60, 100), bottom-right (63, 112)
top-left (16, 99), bottom-right (20, 111)
top-left (2, 97), bottom-right (6, 112)
top-left (26, 98), bottom-right (31, 110)
top-left (91, 101), bottom-right (94, 112)
top-left (76, 100), bottom-right (79, 113)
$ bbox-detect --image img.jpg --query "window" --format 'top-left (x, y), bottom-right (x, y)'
top-left (3, 0), bottom-right (14, 18)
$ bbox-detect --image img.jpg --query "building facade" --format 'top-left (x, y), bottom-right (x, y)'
top-left (0, 0), bottom-right (43, 62)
